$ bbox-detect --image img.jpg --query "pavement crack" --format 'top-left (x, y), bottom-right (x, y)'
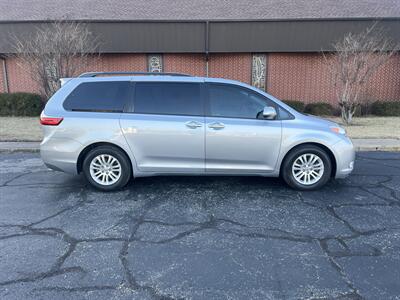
top-left (29, 188), bottom-right (89, 227)
top-left (1, 152), bottom-right (399, 299)
top-left (1, 171), bottom-right (33, 186)
top-left (318, 240), bottom-right (363, 299)
top-left (218, 228), bottom-right (312, 243)
top-left (34, 285), bottom-right (116, 292)
top-left (0, 223), bottom-right (81, 288)
top-left (0, 267), bottom-right (84, 287)
top-left (326, 206), bottom-right (360, 235)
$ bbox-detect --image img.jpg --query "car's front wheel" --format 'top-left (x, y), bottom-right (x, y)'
top-left (282, 145), bottom-right (332, 191)
top-left (82, 146), bottom-right (132, 191)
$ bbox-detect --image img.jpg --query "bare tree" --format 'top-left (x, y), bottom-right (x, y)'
top-left (324, 24), bottom-right (397, 124)
top-left (12, 21), bottom-right (99, 99)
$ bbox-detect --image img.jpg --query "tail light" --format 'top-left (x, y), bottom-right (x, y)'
top-left (40, 112), bottom-right (63, 126)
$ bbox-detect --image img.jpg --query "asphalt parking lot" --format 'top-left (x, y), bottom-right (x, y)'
top-left (0, 152), bottom-right (399, 300)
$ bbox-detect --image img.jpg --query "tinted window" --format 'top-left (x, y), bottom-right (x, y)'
top-left (134, 82), bottom-right (202, 116)
top-left (278, 107), bottom-right (293, 120)
top-left (64, 81), bottom-right (131, 112)
top-left (207, 84), bottom-right (275, 119)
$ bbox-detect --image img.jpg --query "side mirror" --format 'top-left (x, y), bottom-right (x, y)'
top-left (263, 106), bottom-right (277, 120)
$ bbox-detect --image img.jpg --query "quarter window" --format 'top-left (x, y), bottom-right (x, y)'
top-left (63, 81), bottom-right (131, 112)
top-left (207, 84), bottom-right (275, 119)
top-left (134, 82), bottom-right (202, 116)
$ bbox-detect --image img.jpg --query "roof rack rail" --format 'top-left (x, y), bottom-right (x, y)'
top-left (79, 72), bottom-right (191, 78)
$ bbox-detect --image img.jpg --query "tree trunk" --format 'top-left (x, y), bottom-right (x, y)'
top-left (341, 106), bottom-right (353, 125)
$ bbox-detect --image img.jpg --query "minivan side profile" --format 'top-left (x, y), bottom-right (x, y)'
top-left (40, 72), bottom-right (355, 191)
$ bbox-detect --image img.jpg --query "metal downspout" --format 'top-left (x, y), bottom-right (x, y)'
top-left (205, 21), bottom-right (209, 77)
top-left (1, 56), bottom-right (9, 93)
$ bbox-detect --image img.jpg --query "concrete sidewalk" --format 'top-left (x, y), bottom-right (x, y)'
top-left (0, 139), bottom-right (399, 153)
top-left (352, 138), bottom-right (400, 151)
top-left (0, 142), bottom-right (41, 153)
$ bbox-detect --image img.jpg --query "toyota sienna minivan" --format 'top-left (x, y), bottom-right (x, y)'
top-left (40, 72), bottom-right (355, 191)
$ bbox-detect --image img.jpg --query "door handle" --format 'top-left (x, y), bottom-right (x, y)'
top-left (185, 121), bottom-right (203, 129)
top-left (208, 122), bottom-right (225, 130)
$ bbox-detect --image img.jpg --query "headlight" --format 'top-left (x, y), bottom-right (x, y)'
top-left (330, 126), bottom-right (346, 135)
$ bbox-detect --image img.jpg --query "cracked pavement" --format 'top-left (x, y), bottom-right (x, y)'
top-left (0, 152), bottom-right (399, 300)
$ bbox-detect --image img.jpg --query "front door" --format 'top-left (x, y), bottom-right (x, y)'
top-left (205, 83), bottom-right (282, 173)
top-left (120, 81), bottom-right (205, 173)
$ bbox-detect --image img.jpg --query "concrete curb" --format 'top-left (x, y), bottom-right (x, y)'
top-left (0, 139), bottom-right (399, 153)
top-left (352, 139), bottom-right (400, 152)
top-left (0, 142), bottom-right (40, 153)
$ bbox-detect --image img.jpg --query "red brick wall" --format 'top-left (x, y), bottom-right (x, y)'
top-left (3, 54), bottom-right (147, 95)
top-left (5, 56), bottom-right (40, 93)
top-left (1, 52), bottom-right (399, 104)
top-left (365, 54), bottom-right (400, 101)
top-left (164, 53), bottom-right (252, 82)
top-left (267, 53), bottom-right (333, 103)
top-left (267, 53), bottom-right (400, 104)
top-left (79, 54), bottom-right (147, 73)
top-left (164, 54), bottom-right (206, 76)
top-left (208, 53), bottom-right (252, 84)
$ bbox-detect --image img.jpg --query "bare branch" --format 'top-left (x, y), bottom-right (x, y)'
top-left (10, 20), bottom-right (100, 99)
top-left (324, 22), bottom-right (398, 124)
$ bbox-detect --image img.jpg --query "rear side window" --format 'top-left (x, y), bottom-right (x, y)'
top-left (63, 81), bottom-right (131, 112)
top-left (134, 82), bottom-right (202, 116)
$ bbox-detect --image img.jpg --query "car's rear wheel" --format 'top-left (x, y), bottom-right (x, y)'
top-left (282, 145), bottom-right (332, 191)
top-left (83, 146), bottom-right (131, 191)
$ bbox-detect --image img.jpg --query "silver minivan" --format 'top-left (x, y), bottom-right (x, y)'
top-left (40, 72), bottom-right (355, 191)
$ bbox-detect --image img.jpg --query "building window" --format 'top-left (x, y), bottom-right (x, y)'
top-left (251, 54), bottom-right (267, 91)
top-left (147, 54), bottom-right (163, 72)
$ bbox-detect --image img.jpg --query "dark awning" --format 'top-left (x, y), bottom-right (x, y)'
top-left (1, 19), bottom-right (399, 54)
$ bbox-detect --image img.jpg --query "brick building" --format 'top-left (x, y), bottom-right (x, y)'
top-left (0, 0), bottom-right (399, 104)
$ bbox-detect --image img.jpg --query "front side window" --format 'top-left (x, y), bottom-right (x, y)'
top-left (207, 84), bottom-right (276, 119)
top-left (134, 82), bottom-right (202, 116)
top-left (63, 81), bottom-right (131, 112)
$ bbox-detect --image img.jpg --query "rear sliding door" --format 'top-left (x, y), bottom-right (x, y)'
top-left (120, 81), bottom-right (205, 173)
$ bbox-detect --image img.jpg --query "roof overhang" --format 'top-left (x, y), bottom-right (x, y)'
top-left (1, 18), bottom-right (399, 54)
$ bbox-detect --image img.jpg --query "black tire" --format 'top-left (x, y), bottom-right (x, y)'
top-left (82, 145), bottom-right (132, 191)
top-left (281, 145), bottom-right (332, 191)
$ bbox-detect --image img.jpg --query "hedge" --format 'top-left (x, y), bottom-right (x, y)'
top-left (0, 93), bottom-right (44, 116)
top-left (371, 101), bottom-right (400, 116)
top-left (304, 102), bottom-right (334, 116)
top-left (283, 100), bottom-right (305, 112)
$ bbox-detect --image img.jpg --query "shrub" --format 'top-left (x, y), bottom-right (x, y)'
top-left (0, 93), bottom-right (43, 116)
top-left (353, 103), bottom-right (369, 117)
top-left (304, 102), bottom-right (334, 116)
top-left (283, 100), bottom-right (305, 112)
top-left (371, 101), bottom-right (400, 116)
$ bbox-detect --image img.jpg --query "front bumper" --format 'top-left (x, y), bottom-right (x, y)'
top-left (332, 137), bottom-right (356, 178)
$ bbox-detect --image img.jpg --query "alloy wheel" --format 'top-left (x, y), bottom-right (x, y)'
top-left (291, 153), bottom-right (324, 186)
top-left (89, 154), bottom-right (122, 186)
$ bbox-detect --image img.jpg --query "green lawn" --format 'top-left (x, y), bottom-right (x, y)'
top-left (0, 116), bottom-right (399, 141)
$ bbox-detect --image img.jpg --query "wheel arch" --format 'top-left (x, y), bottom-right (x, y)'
top-left (279, 142), bottom-right (337, 178)
top-left (77, 142), bottom-right (133, 174)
